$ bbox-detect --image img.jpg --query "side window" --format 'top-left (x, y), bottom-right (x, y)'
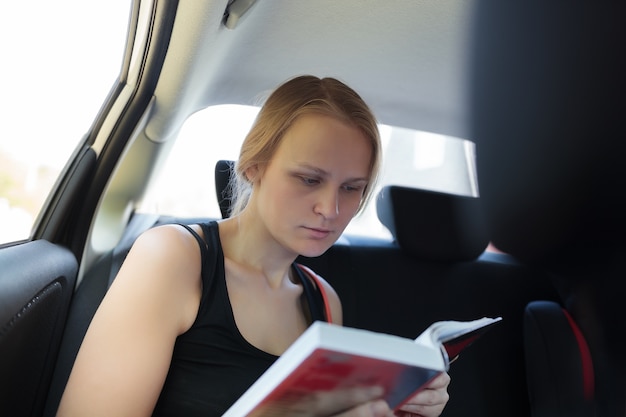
top-left (0, 1), bottom-right (129, 244)
top-left (140, 105), bottom-right (259, 220)
top-left (141, 105), bottom-right (478, 240)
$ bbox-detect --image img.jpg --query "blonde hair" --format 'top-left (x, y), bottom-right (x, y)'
top-left (229, 75), bottom-right (381, 217)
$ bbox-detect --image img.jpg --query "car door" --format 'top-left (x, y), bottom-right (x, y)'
top-left (0, 1), bottom-right (175, 415)
top-left (0, 237), bottom-right (79, 416)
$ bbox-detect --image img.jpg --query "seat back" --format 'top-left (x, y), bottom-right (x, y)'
top-left (376, 185), bottom-right (489, 262)
top-left (470, 1), bottom-right (626, 415)
top-left (215, 159), bottom-right (235, 219)
top-left (0, 242), bottom-right (77, 417)
top-left (524, 300), bottom-right (595, 417)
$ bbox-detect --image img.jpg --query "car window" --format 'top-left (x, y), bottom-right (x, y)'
top-left (142, 105), bottom-right (477, 240)
top-left (0, 1), bottom-right (129, 244)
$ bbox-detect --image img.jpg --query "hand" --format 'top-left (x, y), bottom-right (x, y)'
top-left (328, 372), bottom-right (452, 417)
top-left (251, 373), bottom-right (450, 417)
top-left (394, 372), bottom-right (450, 417)
top-left (252, 386), bottom-right (394, 417)
top-left (331, 399), bottom-right (393, 417)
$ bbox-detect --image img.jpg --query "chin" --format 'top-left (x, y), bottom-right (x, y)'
top-left (296, 242), bottom-right (334, 258)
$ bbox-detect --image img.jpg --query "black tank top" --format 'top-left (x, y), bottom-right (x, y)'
top-left (152, 221), bottom-right (327, 416)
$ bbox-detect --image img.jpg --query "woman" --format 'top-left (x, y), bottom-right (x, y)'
top-left (57, 75), bottom-right (450, 417)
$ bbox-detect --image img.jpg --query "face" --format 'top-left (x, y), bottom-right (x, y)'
top-left (247, 113), bottom-right (372, 257)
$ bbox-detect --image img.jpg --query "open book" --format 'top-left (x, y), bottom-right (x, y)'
top-left (223, 316), bottom-right (502, 417)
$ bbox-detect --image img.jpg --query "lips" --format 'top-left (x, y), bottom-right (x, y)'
top-left (304, 226), bottom-right (332, 239)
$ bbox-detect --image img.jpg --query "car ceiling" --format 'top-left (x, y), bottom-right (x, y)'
top-left (143, 0), bottom-right (475, 145)
top-left (82, 0), bottom-right (476, 262)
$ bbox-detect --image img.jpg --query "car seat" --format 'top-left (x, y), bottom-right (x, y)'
top-left (470, 1), bottom-right (626, 415)
top-left (376, 185), bottom-right (489, 262)
top-left (215, 159), bottom-right (235, 219)
top-left (368, 183), bottom-right (559, 417)
top-left (524, 300), bottom-right (595, 417)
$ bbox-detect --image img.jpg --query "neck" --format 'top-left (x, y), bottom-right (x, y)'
top-left (218, 213), bottom-right (298, 287)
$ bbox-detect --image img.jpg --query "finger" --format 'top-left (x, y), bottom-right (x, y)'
top-left (396, 383), bottom-right (450, 417)
top-left (342, 385), bottom-right (386, 405)
top-left (424, 372), bottom-right (451, 389)
top-left (333, 399), bottom-right (393, 417)
top-left (400, 374), bottom-right (450, 408)
top-left (394, 412), bottom-right (424, 417)
top-left (399, 389), bottom-right (448, 409)
top-left (395, 402), bottom-right (446, 417)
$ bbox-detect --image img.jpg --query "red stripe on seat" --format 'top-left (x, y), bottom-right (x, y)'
top-left (562, 308), bottom-right (595, 400)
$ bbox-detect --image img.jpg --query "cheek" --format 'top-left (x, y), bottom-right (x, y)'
top-left (339, 193), bottom-right (363, 218)
top-left (261, 179), bottom-right (306, 213)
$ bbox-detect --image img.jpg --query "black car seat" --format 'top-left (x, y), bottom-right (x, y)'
top-left (376, 185), bottom-right (489, 262)
top-left (470, 1), bottom-right (626, 416)
top-left (215, 159), bottom-right (235, 219)
top-left (340, 183), bottom-right (560, 417)
top-left (524, 300), bottom-right (595, 417)
top-left (0, 243), bottom-right (77, 417)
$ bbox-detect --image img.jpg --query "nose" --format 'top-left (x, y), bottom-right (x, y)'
top-left (314, 186), bottom-right (339, 219)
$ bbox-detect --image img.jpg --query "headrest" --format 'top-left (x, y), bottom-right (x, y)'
top-left (215, 160), bottom-right (235, 219)
top-left (469, 1), bottom-right (626, 266)
top-left (376, 186), bottom-right (489, 262)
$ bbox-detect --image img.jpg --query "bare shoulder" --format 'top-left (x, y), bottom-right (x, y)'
top-left (113, 223), bottom-right (205, 330)
top-left (130, 224), bottom-right (204, 274)
top-left (133, 223), bottom-right (202, 255)
top-left (57, 224), bottom-right (205, 416)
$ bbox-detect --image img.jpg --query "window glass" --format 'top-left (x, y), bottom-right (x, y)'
top-left (0, 1), bottom-right (130, 244)
top-left (142, 105), bottom-right (478, 240)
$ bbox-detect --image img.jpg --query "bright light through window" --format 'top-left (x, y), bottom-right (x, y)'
top-left (0, 1), bottom-right (130, 244)
top-left (141, 105), bottom-right (478, 240)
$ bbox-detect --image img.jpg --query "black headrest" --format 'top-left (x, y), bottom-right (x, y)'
top-left (470, 1), bottom-right (626, 266)
top-left (215, 160), bottom-right (235, 219)
top-left (376, 186), bottom-right (489, 262)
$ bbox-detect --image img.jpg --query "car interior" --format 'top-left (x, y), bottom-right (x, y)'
top-left (0, 1), bottom-right (624, 417)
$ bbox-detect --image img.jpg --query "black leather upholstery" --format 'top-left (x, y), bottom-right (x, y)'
top-left (0, 241), bottom-right (77, 417)
top-left (215, 159), bottom-right (235, 219)
top-left (524, 300), bottom-right (595, 417)
top-left (376, 185), bottom-right (489, 262)
top-left (470, 1), bottom-right (626, 415)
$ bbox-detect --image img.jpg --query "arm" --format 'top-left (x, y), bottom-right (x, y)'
top-left (56, 225), bottom-right (203, 417)
top-left (321, 373), bottom-right (449, 417)
top-left (325, 360), bottom-right (450, 417)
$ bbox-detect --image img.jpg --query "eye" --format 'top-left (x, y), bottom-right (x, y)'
top-left (299, 176), bottom-right (320, 186)
top-left (342, 183), bottom-right (366, 193)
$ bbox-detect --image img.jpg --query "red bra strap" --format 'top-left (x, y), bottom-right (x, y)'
top-left (297, 264), bottom-right (333, 323)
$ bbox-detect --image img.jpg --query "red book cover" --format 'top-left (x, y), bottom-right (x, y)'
top-left (224, 318), bottom-right (501, 417)
top-left (251, 349), bottom-right (441, 415)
